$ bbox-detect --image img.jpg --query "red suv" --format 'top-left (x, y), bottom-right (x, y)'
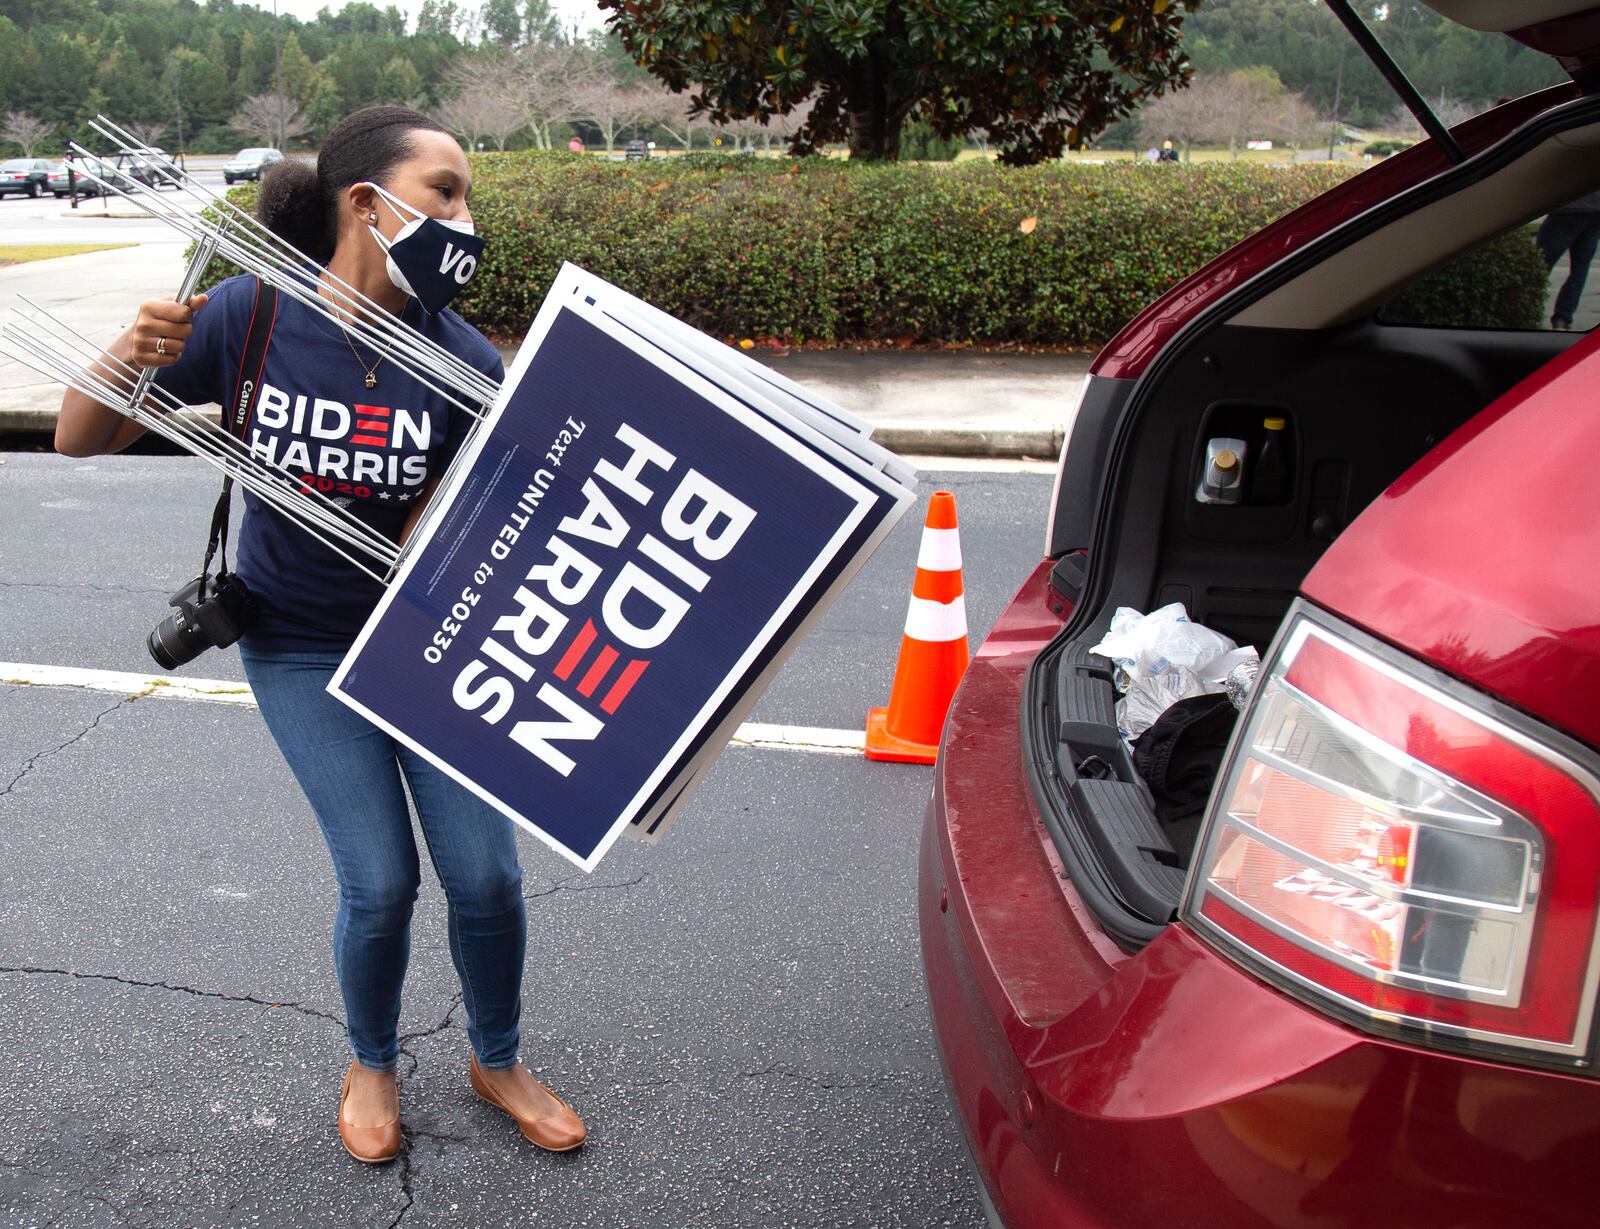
top-left (920, 5), bottom-right (1600, 1226)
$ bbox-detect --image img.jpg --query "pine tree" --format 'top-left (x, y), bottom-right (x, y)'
top-left (305, 74), bottom-right (342, 142)
top-left (278, 31), bottom-right (318, 107)
top-left (379, 56), bottom-right (422, 106)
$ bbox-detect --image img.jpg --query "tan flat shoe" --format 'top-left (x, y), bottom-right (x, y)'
top-left (338, 1061), bottom-right (401, 1164)
top-left (469, 1055), bottom-right (587, 1152)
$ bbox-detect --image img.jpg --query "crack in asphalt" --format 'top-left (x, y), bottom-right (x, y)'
top-left (525, 871), bottom-right (649, 901)
top-left (0, 964), bottom-right (346, 1027)
top-left (389, 1134), bottom-right (417, 1229)
top-left (0, 968), bottom-right (467, 1228)
top-left (736, 1064), bottom-right (901, 1092)
top-left (396, 991), bottom-right (466, 1081)
top-left (0, 578), bottom-right (172, 597)
top-left (0, 1155), bottom-right (55, 1179)
top-left (0, 695), bottom-right (133, 801)
top-left (386, 990), bottom-right (467, 1228)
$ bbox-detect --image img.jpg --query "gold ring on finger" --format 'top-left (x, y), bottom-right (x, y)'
top-left (155, 336), bottom-right (168, 357)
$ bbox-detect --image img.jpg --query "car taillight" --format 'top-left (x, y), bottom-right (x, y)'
top-left (1186, 605), bottom-right (1600, 1065)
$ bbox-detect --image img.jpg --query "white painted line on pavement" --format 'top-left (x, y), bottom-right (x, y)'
top-left (0, 661), bottom-right (869, 756)
top-left (728, 723), bottom-right (865, 756)
top-left (0, 661), bottom-right (257, 705)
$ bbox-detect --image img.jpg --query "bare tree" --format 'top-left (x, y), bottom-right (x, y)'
top-left (1211, 69), bottom-right (1284, 159)
top-left (641, 91), bottom-right (695, 151)
top-left (1140, 81), bottom-right (1218, 161)
top-left (1272, 92), bottom-right (1324, 157)
top-left (2, 111), bottom-right (52, 157)
top-left (437, 55), bottom-right (525, 150)
top-left (513, 42), bottom-right (599, 150)
top-left (1387, 97), bottom-right (1478, 138)
top-left (763, 99), bottom-right (815, 153)
top-left (1141, 70), bottom-right (1282, 161)
top-left (573, 79), bottom-right (659, 154)
top-left (125, 120), bottom-right (169, 149)
top-left (234, 93), bottom-right (308, 145)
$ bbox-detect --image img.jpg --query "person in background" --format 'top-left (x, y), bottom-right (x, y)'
top-left (568, 136), bottom-right (585, 154)
top-left (1536, 189), bottom-right (1600, 330)
top-left (1158, 140), bottom-right (1181, 164)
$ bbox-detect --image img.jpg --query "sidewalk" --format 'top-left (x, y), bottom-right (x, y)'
top-left (0, 240), bottom-right (1088, 458)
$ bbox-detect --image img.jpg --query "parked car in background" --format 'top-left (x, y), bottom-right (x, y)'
top-left (47, 163), bottom-right (76, 197)
top-left (54, 156), bottom-right (125, 195)
top-left (0, 158), bottom-right (54, 198)
top-left (107, 149), bottom-right (176, 190)
top-left (223, 147), bottom-right (283, 184)
top-left (624, 139), bottom-right (650, 160)
top-left (920, 3), bottom-right (1600, 1227)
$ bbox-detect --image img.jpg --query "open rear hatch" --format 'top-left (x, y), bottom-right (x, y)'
top-left (1022, 1), bottom-right (1600, 952)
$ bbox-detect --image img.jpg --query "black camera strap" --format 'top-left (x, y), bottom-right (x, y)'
top-left (200, 276), bottom-right (279, 594)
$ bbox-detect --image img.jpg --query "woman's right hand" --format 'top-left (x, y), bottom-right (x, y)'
top-left (56, 291), bottom-right (211, 456)
top-left (126, 292), bottom-right (209, 370)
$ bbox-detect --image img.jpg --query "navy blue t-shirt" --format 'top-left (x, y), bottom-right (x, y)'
top-left (154, 274), bottom-right (503, 650)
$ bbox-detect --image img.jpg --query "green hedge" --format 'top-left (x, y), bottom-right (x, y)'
top-left (1379, 225), bottom-right (1549, 330)
top-left (463, 157), bottom-right (1374, 344)
top-left (201, 157), bottom-right (1548, 345)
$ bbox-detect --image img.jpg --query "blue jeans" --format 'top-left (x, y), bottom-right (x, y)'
top-left (1536, 210), bottom-right (1600, 326)
top-left (240, 646), bottom-right (526, 1072)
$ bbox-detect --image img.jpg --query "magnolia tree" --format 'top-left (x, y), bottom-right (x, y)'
top-left (2, 111), bottom-right (52, 157)
top-left (599, 0), bottom-right (1199, 163)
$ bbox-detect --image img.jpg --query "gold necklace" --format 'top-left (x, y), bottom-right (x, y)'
top-left (340, 327), bottom-right (384, 389)
top-left (318, 280), bottom-right (386, 389)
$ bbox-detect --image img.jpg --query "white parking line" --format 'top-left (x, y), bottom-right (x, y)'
top-left (0, 661), bottom-right (869, 756)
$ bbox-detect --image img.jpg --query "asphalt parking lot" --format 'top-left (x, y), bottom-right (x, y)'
top-left (0, 451), bottom-right (1054, 1228)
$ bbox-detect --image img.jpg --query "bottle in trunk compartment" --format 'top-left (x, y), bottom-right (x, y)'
top-left (1197, 436), bottom-right (1248, 505)
top-left (1249, 415), bottom-right (1290, 505)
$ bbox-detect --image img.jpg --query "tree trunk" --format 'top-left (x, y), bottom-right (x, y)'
top-left (845, 53), bottom-right (914, 159)
top-left (847, 102), bottom-right (903, 160)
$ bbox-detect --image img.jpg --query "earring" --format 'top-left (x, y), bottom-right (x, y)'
top-left (369, 213), bottom-right (377, 222)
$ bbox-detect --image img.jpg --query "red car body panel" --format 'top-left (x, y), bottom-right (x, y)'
top-left (1090, 85), bottom-right (1576, 382)
top-left (1302, 329), bottom-right (1600, 753)
top-left (924, 70), bottom-right (1600, 1228)
top-left (922, 564), bottom-right (1600, 1227)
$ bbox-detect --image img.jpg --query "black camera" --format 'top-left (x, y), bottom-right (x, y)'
top-left (147, 573), bottom-right (258, 670)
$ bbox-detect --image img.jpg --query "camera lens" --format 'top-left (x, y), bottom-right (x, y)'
top-left (147, 607), bottom-right (210, 670)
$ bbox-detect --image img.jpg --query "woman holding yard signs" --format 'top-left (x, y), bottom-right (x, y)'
top-left (54, 106), bottom-right (587, 1164)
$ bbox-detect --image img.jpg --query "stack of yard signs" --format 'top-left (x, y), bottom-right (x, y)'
top-left (330, 265), bottom-right (917, 871)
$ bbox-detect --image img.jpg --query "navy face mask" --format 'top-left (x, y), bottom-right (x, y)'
top-left (364, 181), bottom-right (486, 315)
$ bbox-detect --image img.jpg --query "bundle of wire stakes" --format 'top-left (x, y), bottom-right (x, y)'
top-left (0, 115), bottom-right (500, 585)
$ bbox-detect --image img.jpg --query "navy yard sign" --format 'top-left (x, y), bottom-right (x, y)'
top-left (330, 297), bottom-right (877, 870)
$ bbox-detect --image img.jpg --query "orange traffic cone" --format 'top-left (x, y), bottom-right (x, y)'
top-left (865, 491), bottom-right (971, 763)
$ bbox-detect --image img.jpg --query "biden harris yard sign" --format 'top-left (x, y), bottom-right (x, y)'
top-left (329, 291), bottom-right (879, 871)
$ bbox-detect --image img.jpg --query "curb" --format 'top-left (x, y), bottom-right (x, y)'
top-left (872, 424), bottom-right (1064, 459)
top-left (0, 407), bottom-right (221, 434)
top-left (0, 407), bottom-right (1063, 459)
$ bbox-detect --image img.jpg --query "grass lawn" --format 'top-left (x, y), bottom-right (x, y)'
top-left (0, 242), bottom-right (136, 268)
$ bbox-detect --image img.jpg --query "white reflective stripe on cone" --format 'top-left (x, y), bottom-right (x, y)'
top-left (916, 527), bottom-right (963, 572)
top-left (903, 595), bottom-right (969, 642)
